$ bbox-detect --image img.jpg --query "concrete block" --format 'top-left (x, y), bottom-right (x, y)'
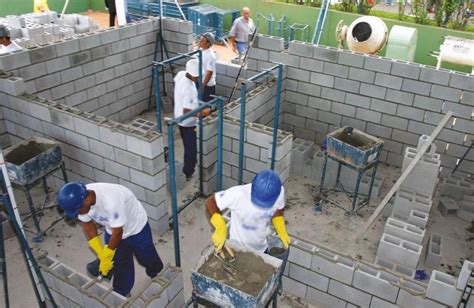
top-left (323, 62), bottom-right (349, 78)
top-left (374, 257), bottom-right (415, 278)
top-left (370, 296), bottom-right (399, 308)
top-left (385, 89), bottom-right (414, 106)
top-left (419, 67), bottom-right (451, 85)
top-left (0, 51), bottom-right (31, 71)
top-left (356, 108), bottom-right (382, 123)
top-left (401, 79), bottom-right (431, 96)
top-left (406, 209), bottom-right (429, 229)
top-left (359, 83), bottom-right (386, 100)
top-left (338, 51), bottom-right (365, 68)
top-left (0, 76), bottom-right (26, 96)
top-left (457, 260), bottom-right (474, 290)
top-left (288, 245), bottom-right (313, 268)
top-left (289, 41), bottom-right (314, 58)
top-left (426, 270), bottom-right (462, 306)
top-left (130, 168), bottom-right (165, 191)
top-left (321, 88), bottom-right (346, 103)
top-left (363, 54), bottom-right (394, 73)
top-left (344, 93), bottom-right (371, 109)
top-left (328, 279), bottom-right (372, 308)
top-left (312, 45), bottom-right (338, 63)
top-left (257, 35), bottom-right (284, 51)
top-left (289, 263), bottom-right (329, 291)
top-left (431, 84), bottom-right (462, 102)
top-left (311, 247), bottom-right (356, 285)
top-left (391, 61), bottom-right (421, 79)
top-left (401, 147), bottom-right (440, 196)
top-left (310, 72), bottom-right (334, 87)
top-left (282, 276), bottom-right (307, 299)
top-left (305, 286), bottom-right (346, 308)
top-left (392, 187), bottom-right (432, 220)
top-left (334, 78), bottom-right (360, 94)
top-left (449, 72), bottom-right (474, 91)
top-left (397, 280), bottom-right (445, 308)
top-left (299, 56), bottom-right (324, 72)
top-left (413, 95), bottom-right (443, 112)
top-left (376, 233), bottom-right (422, 268)
top-left (30, 45), bottom-right (57, 64)
top-left (287, 67), bottom-right (310, 82)
top-left (104, 291), bottom-right (128, 306)
top-left (269, 51), bottom-right (299, 67)
top-left (353, 263), bottom-right (400, 303)
top-left (380, 114), bottom-right (408, 130)
top-left (383, 217), bottom-right (425, 245)
top-left (396, 105), bottom-right (425, 121)
top-left (425, 233), bottom-right (442, 268)
top-left (438, 196), bottom-right (459, 216)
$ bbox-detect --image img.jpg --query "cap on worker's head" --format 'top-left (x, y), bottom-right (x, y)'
top-left (0, 25), bottom-right (10, 38)
top-left (57, 182), bottom-right (88, 218)
top-left (251, 169), bottom-right (282, 209)
top-left (202, 32), bottom-right (215, 46)
top-left (185, 58), bottom-right (199, 77)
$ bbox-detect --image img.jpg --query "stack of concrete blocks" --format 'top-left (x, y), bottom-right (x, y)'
top-left (245, 35), bottom-right (474, 176)
top-left (198, 114), bottom-right (293, 195)
top-left (458, 194), bottom-right (474, 222)
top-left (290, 138), bottom-right (315, 177)
top-left (457, 260), bottom-right (474, 295)
top-left (390, 187), bottom-right (433, 224)
top-left (426, 270), bottom-right (463, 307)
top-left (440, 174), bottom-right (474, 200)
top-left (425, 233), bottom-right (442, 268)
top-left (0, 89), bottom-right (169, 234)
top-left (282, 235), bottom-right (455, 307)
top-left (438, 196), bottom-right (460, 216)
top-left (37, 254), bottom-right (183, 307)
top-left (165, 160), bottom-right (186, 192)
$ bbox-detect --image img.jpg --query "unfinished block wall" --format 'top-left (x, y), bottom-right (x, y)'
top-left (248, 35), bottom-right (474, 177)
top-left (283, 235), bottom-right (464, 308)
top-left (0, 18), bottom-right (196, 234)
top-left (37, 253), bottom-right (184, 307)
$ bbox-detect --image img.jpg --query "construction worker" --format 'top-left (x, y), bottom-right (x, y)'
top-left (33, 0), bottom-right (50, 12)
top-left (105, 0), bottom-right (117, 27)
top-left (174, 59), bottom-right (200, 181)
top-left (205, 169), bottom-right (291, 253)
top-left (229, 7), bottom-right (256, 62)
top-left (57, 182), bottom-right (164, 297)
top-left (0, 26), bottom-right (22, 55)
top-left (198, 32), bottom-right (217, 102)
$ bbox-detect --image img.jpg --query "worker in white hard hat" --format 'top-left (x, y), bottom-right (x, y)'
top-left (33, 0), bottom-right (50, 12)
top-left (174, 59), bottom-right (201, 181)
top-left (229, 7), bottom-right (256, 62)
top-left (205, 169), bottom-right (291, 254)
top-left (0, 26), bottom-right (22, 55)
top-left (198, 32), bottom-right (217, 102)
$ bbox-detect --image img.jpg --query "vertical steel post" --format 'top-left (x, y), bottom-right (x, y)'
top-left (197, 50), bottom-right (204, 196)
top-left (0, 211), bottom-right (8, 307)
top-left (238, 82), bottom-right (247, 185)
top-left (270, 64), bottom-right (283, 170)
top-left (167, 123), bottom-right (181, 267)
top-left (153, 65), bottom-right (162, 133)
top-left (217, 97), bottom-right (224, 191)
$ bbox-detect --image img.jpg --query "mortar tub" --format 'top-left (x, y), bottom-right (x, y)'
top-left (191, 240), bottom-right (283, 307)
top-left (4, 137), bottom-right (63, 186)
top-left (326, 126), bottom-right (384, 168)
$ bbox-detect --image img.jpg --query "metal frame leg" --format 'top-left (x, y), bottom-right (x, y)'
top-left (352, 171), bottom-right (363, 212)
top-left (60, 161), bottom-right (68, 184)
top-left (22, 185), bottom-right (43, 241)
top-left (0, 212), bottom-right (9, 307)
top-left (367, 162), bottom-right (379, 203)
top-left (315, 152), bottom-right (328, 212)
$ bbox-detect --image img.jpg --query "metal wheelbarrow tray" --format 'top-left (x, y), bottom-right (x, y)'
top-left (4, 137), bottom-right (63, 186)
top-left (191, 240), bottom-right (283, 307)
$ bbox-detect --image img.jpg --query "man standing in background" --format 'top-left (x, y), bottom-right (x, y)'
top-left (229, 7), bottom-right (256, 62)
top-left (198, 32), bottom-right (217, 103)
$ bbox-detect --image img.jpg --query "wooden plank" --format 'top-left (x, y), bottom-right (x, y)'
top-left (355, 111), bottom-right (453, 242)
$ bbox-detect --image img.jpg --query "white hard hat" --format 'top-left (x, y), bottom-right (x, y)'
top-left (185, 59), bottom-right (199, 77)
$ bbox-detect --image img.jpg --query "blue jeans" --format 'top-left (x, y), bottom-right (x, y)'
top-left (236, 41), bottom-right (248, 58)
top-left (104, 223), bottom-right (163, 296)
top-left (179, 126), bottom-right (197, 177)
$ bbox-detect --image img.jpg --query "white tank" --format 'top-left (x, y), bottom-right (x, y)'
top-left (437, 36), bottom-right (474, 68)
top-left (346, 16), bottom-right (388, 55)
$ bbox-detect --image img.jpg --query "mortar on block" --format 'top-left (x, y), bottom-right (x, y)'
top-left (191, 240), bottom-right (283, 307)
top-left (326, 126), bottom-right (383, 168)
top-left (3, 137), bottom-right (62, 186)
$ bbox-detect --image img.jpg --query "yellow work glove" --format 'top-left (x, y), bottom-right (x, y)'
top-left (88, 236), bottom-right (103, 257)
top-left (210, 213), bottom-right (227, 251)
top-left (272, 216), bottom-right (291, 249)
top-left (99, 246), bottom-right (115, 276)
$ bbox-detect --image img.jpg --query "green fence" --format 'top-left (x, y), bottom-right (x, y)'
top-left (200, 0), bottom-right (474, 72)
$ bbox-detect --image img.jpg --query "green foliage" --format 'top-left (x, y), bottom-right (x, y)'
top-left (357, 0), bottom-right (373, 15)
top-left (398, 0), bottom-right (406, 20)
top-left (413, 0), bottom-right (428, 24)
top-left (335, 0), bottom-right (356, 12)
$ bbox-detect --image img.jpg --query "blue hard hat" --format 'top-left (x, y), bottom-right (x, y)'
top-left (57, 182), bottom-right (88, 218)
top-left (251, 170), bottom-right (282, 209)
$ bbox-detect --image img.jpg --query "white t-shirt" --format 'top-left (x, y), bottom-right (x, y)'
top-left (78, 183), bottom-right (148, 239)
top-left (202, 48), bottom-right (217, 87)
top-left (215, 183), bottom-right (285, 252)
top-left (0, 41), bottom-right (23, 55)
top-left (229, 17), bottom-right (256, 43)
top-left (174, 71), bottom-right (199, 127)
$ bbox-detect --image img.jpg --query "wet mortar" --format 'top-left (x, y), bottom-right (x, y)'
top-left (334, 131), bottom-right (375, 150)
top-left (5, 141), bottom-right (54, 164)
top-left (198, 251), bottom-right (275, 297)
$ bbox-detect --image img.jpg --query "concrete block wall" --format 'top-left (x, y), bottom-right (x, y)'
top-left (0, 91), bottom-right (168, 234)
top-left (198, 114), bottom-right (293, 195)
top-left (250, 37), bottom-right (474, 176)
top-left (284, 235), bottom-right (454, 307)
top-left (37, 253), bottom-right (183, 307)
top-left (440, 174), bottom-right (474, 200)
top-left (0, 17), bottom-right (193, 123)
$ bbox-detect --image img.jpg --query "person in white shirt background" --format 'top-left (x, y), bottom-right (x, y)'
top-left (198, 32), bottom-right (217, 102)
top-left (57, 182), bottom-right (164, 297)
top-left (0, 26), bottom-right (23, 55)
top-left (229, 7), bottom-right (256, 62)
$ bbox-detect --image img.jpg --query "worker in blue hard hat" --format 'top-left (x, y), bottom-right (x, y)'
top-left (205, 169), bottom-right (290, 253)
top-left (57, 182), bottom-right (163, 297)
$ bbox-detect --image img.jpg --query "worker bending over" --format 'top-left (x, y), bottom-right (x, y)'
top-left (206, 169), bottom-right (291, 253)
top-left (229, 7), bottom-right (256, 62)
top-left (0, 26), bottom-right (22, 55)
top-left (57, 182), bottom-right (164, 297)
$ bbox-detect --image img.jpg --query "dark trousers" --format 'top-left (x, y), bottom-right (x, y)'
top-left (202, 85), bottom-right (216, 102)
top-left (109, 12), bottom-right (116, 27)
top-left (179, 125), bottom-right (197, 177)
top-left (104, 223), bottom-right (163, 296)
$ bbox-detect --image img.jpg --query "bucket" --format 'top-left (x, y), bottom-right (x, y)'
top-left (267, 235), bottom-right (289, 261)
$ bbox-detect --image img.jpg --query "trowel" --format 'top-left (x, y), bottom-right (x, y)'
top-left (215, 243), bottom-right (238, 275)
